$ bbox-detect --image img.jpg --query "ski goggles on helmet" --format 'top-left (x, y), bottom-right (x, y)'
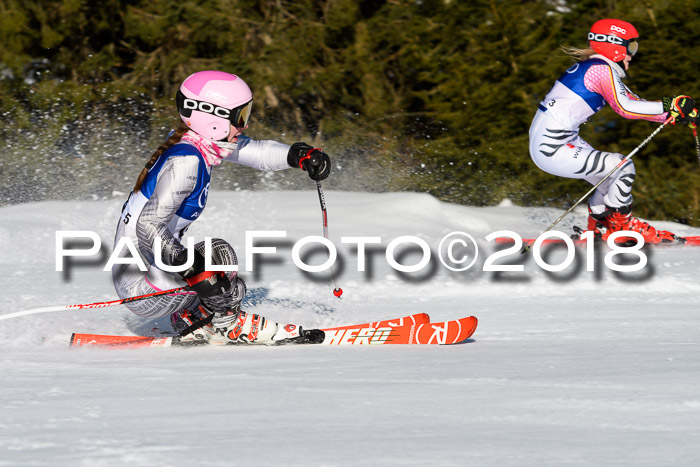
top-left (176, 90), bottom-right (254, 128)
top-left (588, 32), bottom-right (639, 57)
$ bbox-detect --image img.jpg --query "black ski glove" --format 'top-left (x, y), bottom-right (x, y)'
top-left (663, 95), bottom-right (696, 124)
top-left (287, 142), bottom-right (331, 181)
top-left (174, 248), bottom-right (231, 299)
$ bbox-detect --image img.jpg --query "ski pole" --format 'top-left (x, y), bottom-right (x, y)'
top-left (0, 286), bottom-right (189, 321)
top-left (316, 180), bottom-right (343, 297)
top-left (523, 116), bottom-right (673, 252)
top-left (693, 126), bottom-right (700, 165)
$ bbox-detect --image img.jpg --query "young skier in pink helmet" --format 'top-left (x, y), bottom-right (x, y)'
top-left (112, 70), bottom-right (330, 344)
top-left (529, 19), bottom-right (697, 243)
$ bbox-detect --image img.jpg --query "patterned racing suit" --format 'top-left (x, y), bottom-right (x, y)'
top-left (112, 134), bottom-right (290, 319)
top-left (529, 54), bottom-right (667, 215)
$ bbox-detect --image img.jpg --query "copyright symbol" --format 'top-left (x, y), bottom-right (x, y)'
top-left (438, 231), bottom-right (479, 272)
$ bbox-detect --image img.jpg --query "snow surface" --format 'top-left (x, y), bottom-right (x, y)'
top-left (2, 190), bottom-right (700, 466)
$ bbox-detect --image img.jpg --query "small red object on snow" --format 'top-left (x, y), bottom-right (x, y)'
top-left (333, 288), bottom-right (343, 297)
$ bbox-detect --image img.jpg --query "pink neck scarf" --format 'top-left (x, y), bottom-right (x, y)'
top-left (180, 131), bottom-right (237, 167)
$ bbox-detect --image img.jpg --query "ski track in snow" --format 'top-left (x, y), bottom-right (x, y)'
top-left (1, 191), bottom-right (699, 466)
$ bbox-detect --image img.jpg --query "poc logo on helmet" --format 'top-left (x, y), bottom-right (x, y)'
top-left (182, 98), bottom-right (231, 119)
top-left (610, 25), bottom-right (627, 34)
top-left (588, 32), bottom-right (624, 45)
top-left (204, 90), bottom-right (228, 103)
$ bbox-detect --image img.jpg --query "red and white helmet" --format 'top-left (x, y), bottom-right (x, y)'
top-left (176, 70), bottom-right (253, 141)
top-left (588, 19), bottom-right (639, 62)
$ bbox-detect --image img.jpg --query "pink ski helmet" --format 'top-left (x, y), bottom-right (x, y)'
top-left (176, 70), bottom-right (253, 141)
top-left (588, 19), bottom-right (639, 62)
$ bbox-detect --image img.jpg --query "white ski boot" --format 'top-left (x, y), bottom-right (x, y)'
top-left (207, 311), bottom-right (324, 345)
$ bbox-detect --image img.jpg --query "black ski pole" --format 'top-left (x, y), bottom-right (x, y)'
top-left (316, 180), bottom-right (343, 297)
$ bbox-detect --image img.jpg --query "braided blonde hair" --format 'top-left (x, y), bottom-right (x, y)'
top-left (133, 123), bottom-right (189, 193)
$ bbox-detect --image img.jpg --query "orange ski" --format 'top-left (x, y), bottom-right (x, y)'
top-left (321, 315), bottom-right (477, 345)
top-left (69, 313), bottom-right (477, 348)
top-left (70, 333), bottom-right (172, 348)
top-left (494, 235), bottom-right (700, 246)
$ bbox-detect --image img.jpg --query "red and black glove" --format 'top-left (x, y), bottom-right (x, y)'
top-left (174, 249), bottom-right (230, 299)
top-left (663, 95), bottom-right (696, 124)
top-left (287, 142), bottom-right (331, 181)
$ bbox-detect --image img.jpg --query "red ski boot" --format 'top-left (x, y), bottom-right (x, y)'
top-left (584, 208), bottom-right (609, 239)
top-left (603, 207), bottom-right (677, 244)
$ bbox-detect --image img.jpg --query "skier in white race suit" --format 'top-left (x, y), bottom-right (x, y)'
top-left (112, 70), bottom-right (329, 344)
top-left (529, 18), bottom-right (697, 243)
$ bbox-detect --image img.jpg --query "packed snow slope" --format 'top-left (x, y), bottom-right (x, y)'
top-left (1, 190), bottom-right (700, 466)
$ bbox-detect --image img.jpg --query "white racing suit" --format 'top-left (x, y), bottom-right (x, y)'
top-left (529, 54), bottom-right (668, 215)
top-left (112, 135), bottom-right (290, 320)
